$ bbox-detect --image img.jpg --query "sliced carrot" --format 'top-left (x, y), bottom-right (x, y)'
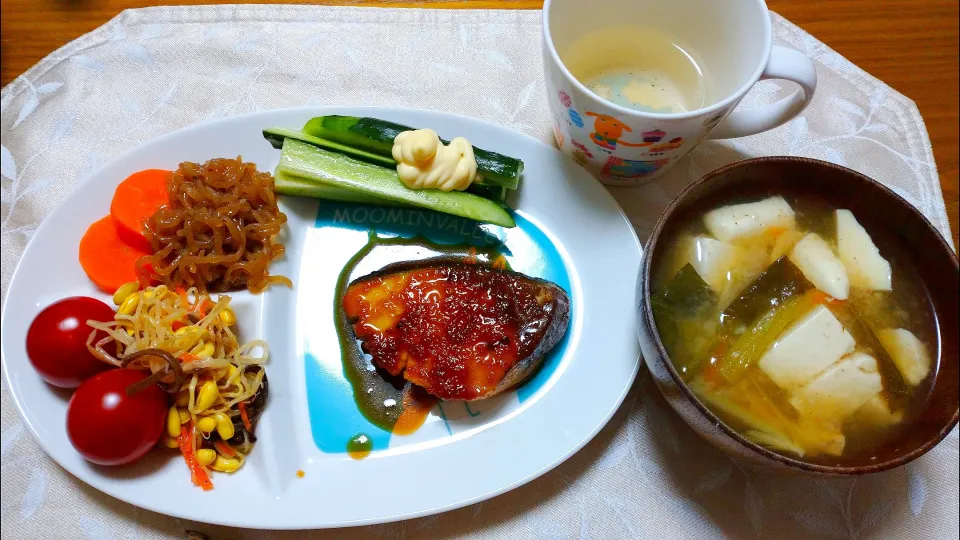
top-left (110, 169), bottom-right (170, 252)
top-left (79, 216), bottom-right (152, 293)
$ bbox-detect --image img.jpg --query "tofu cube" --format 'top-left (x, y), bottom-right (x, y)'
top-left (877, 328), bottom-right (932, 386)
top-left (759, 304), bottom-right (855, 389)
top-left (789, 233), bottom-right (850, 300)
top-left (789, 352), bottom-right (884, 423)
top-left (836, 209), bottom-right (892, 291)
top-left (677, 236), bottom-right (739, 292)
top-left (855, 395), bottom-right (904, 426)
top-left (704, 196), bottom-right (797, 243)
top-left (769, 229), bottom-right (805, 265)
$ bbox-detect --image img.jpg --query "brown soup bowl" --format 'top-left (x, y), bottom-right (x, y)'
top-left (635, 156), bottom-right (959, 475)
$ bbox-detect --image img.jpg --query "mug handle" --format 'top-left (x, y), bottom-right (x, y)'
top-left (708, 45), bottom-right (817, 139)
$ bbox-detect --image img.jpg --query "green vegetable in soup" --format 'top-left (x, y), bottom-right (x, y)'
top-left (654, 263), bottom-right (717, 315)
top-left (721, 256), bottom-right (811, 329)
top-left (718, 289), bottom-right (827, 381)
top-left (829, 301), bottom-right (912, 402)
top-left (653, 194), bottom-right (937, 462)
top-left (848, 289), bottom-right (909, 330)
top-left (691, 373), bottom-right (847, 458)
top-left (690, 375), bottom-right (805, 456)
top-left (652, 264), bottom-right (719, 376)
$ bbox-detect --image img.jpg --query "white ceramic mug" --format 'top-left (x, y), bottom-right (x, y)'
top-left (542, 0), bottom-right (817, 185)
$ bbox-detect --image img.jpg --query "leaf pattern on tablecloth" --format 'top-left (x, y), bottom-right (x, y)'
top-left (19, 467), bottom-right (47, 522)
top-left (0, 6), bottom-right (956, 540)
top-left (907, 465), bottom-right (928, 517)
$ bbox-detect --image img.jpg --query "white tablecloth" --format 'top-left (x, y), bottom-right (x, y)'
top-left (1, 6), bottom-right (956, 539)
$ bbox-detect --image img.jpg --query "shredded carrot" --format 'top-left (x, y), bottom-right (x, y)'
top-left (214, 440), bottom-right (236, 457)
top-left (176, 287), bottom-right (189, 306)
top-left (178, 425), bottom-right (213, 490)
top-left (238, 401), bottom-right (253, 432)
top-left (179, 353), bottom-right (198, 364)
top-left (193, 297), bottom-right (213, 317)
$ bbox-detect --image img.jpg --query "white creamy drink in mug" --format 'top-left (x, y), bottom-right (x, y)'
top-left (542, 0), bottom-right (817, 185)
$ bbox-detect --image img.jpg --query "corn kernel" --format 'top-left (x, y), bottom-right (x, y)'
top-left (196, 342), bottom-right (215, 360)
top-left (161, 436), bottom-right (180, 449)
top-left (219, 307), bottom-right (237, 326)
top-left (196, 449), bottom-right (216, 467)
top-left (194, 381), bottom-right (220, 413)
top-left (118, 293), bottom-right (140, 316)
top-left (196, 416), bottom-right (217, 434)
top-left (113, 282), bottom-right (139, 306)
top-left (211, 456), bottom-right (241, 473)
top-left (177, 408), bottom-right (190, 424)
top-left (175, 391), bottom-right (190, 407)
top-left (166, 406), bottom-right (181, 439)
top-left (214, 412), bottom-right (235, 440)
top-left (219, 364), bottom-right (238, 382)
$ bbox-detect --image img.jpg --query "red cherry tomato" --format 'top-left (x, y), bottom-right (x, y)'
top-left (26, 296), bottom-right (115, 388)
top-left (66, 369), bottom-right (167, 466)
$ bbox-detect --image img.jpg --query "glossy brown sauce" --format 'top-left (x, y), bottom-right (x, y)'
top-left (346, 433), bottom-right (373, 460)
top-left (343, 264), bottom-right (553, 400)
top-left (333, 234), bottom-right (507, 432)
top-left (392, 386), bottom-right (436, 435)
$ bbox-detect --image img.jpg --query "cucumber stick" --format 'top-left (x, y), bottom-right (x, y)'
top-left (278, 139), bottom-right (515, 228)
top-left (275, 170), bottom-right (398, 206)
top-left (263, 128), bottom-right (394, 167)
top-left (303, 115), bottom-right (523, 190)
top-left (277, 170), bottom-right (501, 207)
top-left (267, 130), bottom-right (506, 204)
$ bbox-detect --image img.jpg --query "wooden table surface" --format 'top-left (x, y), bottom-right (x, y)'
top-left (2, 0), bottom-right (957, 246)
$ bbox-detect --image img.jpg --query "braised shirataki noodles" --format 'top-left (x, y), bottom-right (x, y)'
top-left (137, 157), bottom-right (290, 294)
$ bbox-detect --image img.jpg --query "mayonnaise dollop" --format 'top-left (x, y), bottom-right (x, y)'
top-left (391, 129), bottom-right (477, 191)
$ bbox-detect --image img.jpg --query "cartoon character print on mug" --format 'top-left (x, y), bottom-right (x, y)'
top-left (582, 110), bottom-right (690, 183)
top-left (550, 88), bottom-right (699, 185)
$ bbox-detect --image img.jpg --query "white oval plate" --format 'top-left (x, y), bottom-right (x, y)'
top-left (1, 107), bottom-right (642, 529)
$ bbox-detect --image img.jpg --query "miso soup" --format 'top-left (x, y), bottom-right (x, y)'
top-left (651, 195), bottom-right (938, 464)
